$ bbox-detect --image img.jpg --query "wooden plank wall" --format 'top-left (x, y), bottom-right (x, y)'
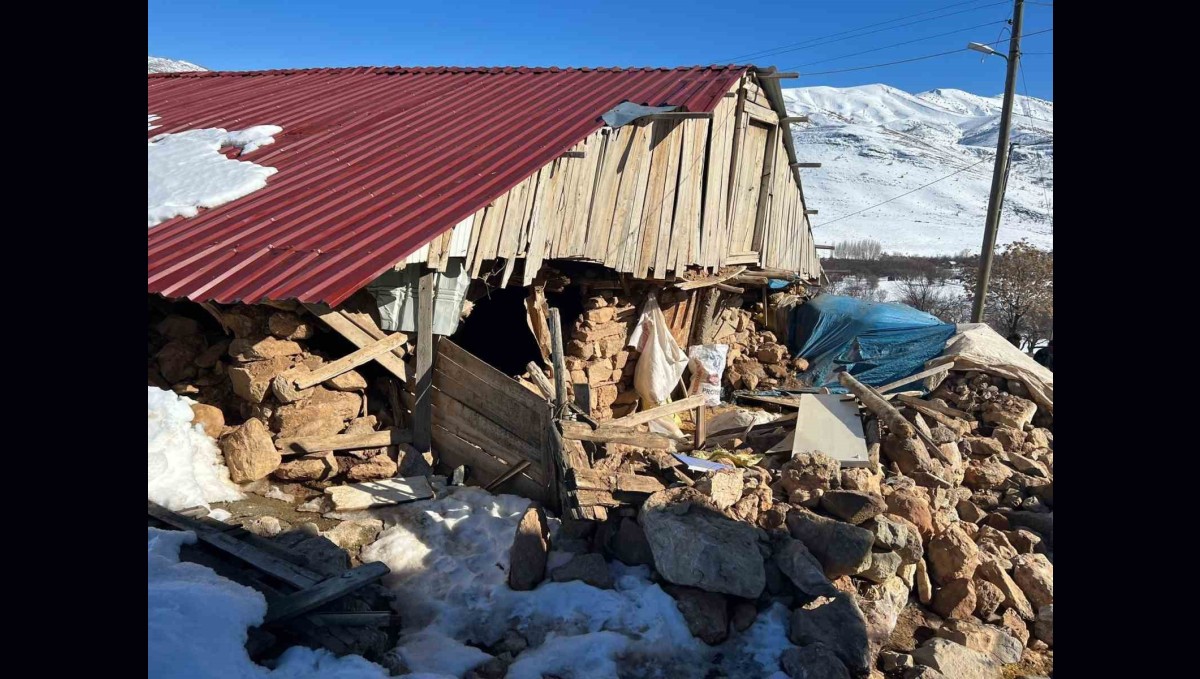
top-left (399, 73), bottom-right (821, 283)
top-left (431, 338), bottom-right (552, 502)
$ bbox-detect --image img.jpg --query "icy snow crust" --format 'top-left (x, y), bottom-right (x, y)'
top-left (147, 124), bottom-right (282, 227)
top-left (784, 84), bottom-right (1053, 255)
top-left (147, 386), bottom-right (243, 510)
top-left (360, 486), bottom-right (797, 678)
top-left (147, 527), bottom-right (391, 678)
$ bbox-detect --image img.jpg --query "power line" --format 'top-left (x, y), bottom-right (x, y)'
top-left (719, 0), bottom-right (1009, 63)
top-left (792, 20), bottom-right (1010, 68)
top-left (1017, 60), bottom-right (1053, 220)
top-left (789, 28), bottom-right (1052, 76)
top-left (814, 157), bottom-right (992, 227)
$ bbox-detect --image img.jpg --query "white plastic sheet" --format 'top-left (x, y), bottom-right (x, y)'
top-left (925, 323), bottom-right (1054, 413)
top-left (687, 344), bottom-right (729, 407)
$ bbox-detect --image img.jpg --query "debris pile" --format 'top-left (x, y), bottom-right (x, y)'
top-left (519, 367), bottom-right (1053, 678)
top-left (148, 304), bottom-right (431, 499)
top-left (562, 293), bottom-right (642, 420)
top-left (712, 299), bottom-right (808, 392)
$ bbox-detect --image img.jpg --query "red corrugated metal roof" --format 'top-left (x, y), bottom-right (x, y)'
top-left (148, 65), bottom-right (749, 306)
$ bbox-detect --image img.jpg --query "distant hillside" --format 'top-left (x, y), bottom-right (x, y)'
top-left (148, 56), bottom-right (207, 73)
top-left (783, 84), bottom-right (1052, 256)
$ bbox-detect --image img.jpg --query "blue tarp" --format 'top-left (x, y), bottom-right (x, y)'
top-left (785, 294), bottom-right (957, 390)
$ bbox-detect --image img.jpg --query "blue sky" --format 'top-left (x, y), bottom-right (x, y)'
top-left (148, 0), bottom-right (1053, 99)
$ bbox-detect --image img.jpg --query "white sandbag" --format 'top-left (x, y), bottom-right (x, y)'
top-left (627, 295), bottom-right (688, 407)
top-left (688, 344), bottom-right (729, 406)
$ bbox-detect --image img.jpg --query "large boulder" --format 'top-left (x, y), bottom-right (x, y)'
top-left (884, 491), bottom-right (934, 541)
top-left (858, 575), bottom-right (911, 662)
top-left (663, 584), bottom-right (729, 645)
top-left (820, 490), bottom-right (887, 525)
top-left (639, 488), bottom-right (765, 598)
top-left (508, 505), bottom-right (550, 591)
top-left (1033, 604), bottom-right (1053, 647)
top-left (785, 508), bottom-right (874, 579)
top-left (909, 638), bottom-right (1001, 679)
top-left (975, 560), bottom-right (1035, 620)
top-left (773, 536), bottom-right (837, 597)
top-left (227, 356), bottom-right (294, 404)
top-left (610, 517), bottom-right (655, 566)
top-left (779, 452), bottom-right (840, 507)
top-left (219, 419), bottom-right (280, 482)
top-left (789, 593), bottom-right (871, 674)
top-left (931, 578), bottom-right (977, 620)
top-left (273, 453), bottom-right (337, 482)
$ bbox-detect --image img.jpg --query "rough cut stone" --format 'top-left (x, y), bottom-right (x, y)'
top-left (974, 578), bottom-right (1005, 619)
top-left (611, 517), bottom-right (655, 566)
top-left (323, 519), bottom-right (384, 552)
top-left (773, 536), bottom-right (837, 597)
top-left (273, 453), bottom-right (337, 482)
top-left (228, 356), bottom-right (294, 404)
top-left (785, 508), bottom-right (874, 579)
top-left (694, 468), bottom-right (744, 511)
top-left (780, 643), bottom-right (850, 679)
top-left (821, 490), bottom-right (887, 525)
top-left (639, 487), bottom-right (765, 598)
top-left (326, 370), bottom-right (369, 391)
top-left (663, 584), bottom-right (729, 645)
top-left (550, 553), bottom-right (614, 589)
top-left (1033, 604), bottom-right (1053, 647)
top-left (508, 506), bottom-right (550, 591)
top-left (859, 575), bottom-right (911, 660)
top-left (935, 619), bottom-right (1022, 665)
top-left (189, 403), bottom-right (225, 439)
top-left (229, 336), bottom-right (304, 362)
top-left (220, 419), bottom-right (281, 483)
top-left (345, 453), bottom-right (398, 482)
top-left (885, 492), bottom-right (935, 540)
top-left (910, 638), bottom-right (1001, 679)
top-left (975, 560), bottom-right (1035, 620)
top-left (1011, 553), bottom-right (1053, 611)
top-left (268, 312), bottom-right (314, 340)
top-left (927, 524), bottom-right (980, 585)
top-left (931, 578), bottom-right (977, 620)
top-left (856, 550), bottom-right (902, 584)
top-left (789, 593), bottom-right (871, 674)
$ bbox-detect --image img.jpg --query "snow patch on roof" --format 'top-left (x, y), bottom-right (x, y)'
top-left (147, 124), bottom-right (282, 228)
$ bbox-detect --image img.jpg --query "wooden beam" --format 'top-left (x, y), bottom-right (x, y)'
top-left (804, 209), bottom-right (819, 215)
top-left (294, 332), bottom-right (407, 389)
top-left (694, 404), bottom-right (706, 449)
top-left (606, 394), bottom-right (706, 429)
top-left (276, 429), bottom-right (412, 455)
top-left (263, 562), bottom-right (390, 624)
top-left (526, 361), bottom-right (554, 400)
top-left (715, 283), bottom-right (744, 294)
top-left (893, 393), bottom-right (971, 421)
top-left (791, 162), bottom-right (822, 169)
top-left (560, 421), bottom-right (679, 449)
top-left (814, 244), bottom-right (835, 251)
top-left (560, 151), bottom-right (586, 158)
top-left (876, 364), bottom-right (952, 395)
top-left (568, 469), bottom-right (667, 494)
top-left (302, 303), bottom-right (411, 389)
top-left (649, 111), bottom-right (714, 120)
top-left (413, 270), bottom-right (435, 453)
top-left (758, 72), bottom-right (799, 79)
top-left (548, 307), bottom-right (568, 418)
top-left (838, 371), bottom-right (914, 439)
top-left (675, 266), bottom-right (748, 291)
top-left (780, 116), bottom-right (810, 123)
top-left (483, 459), bottom-right (533, 492)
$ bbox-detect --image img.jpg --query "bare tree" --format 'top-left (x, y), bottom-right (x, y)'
top-left (898, 275), bottom-right (970, 323)
top-left (827, 275), bottom-right (888, 302)
top-left (833, 238), bottom-right (884, 261)
top-left (962, 239), bottom-right (1053, 344)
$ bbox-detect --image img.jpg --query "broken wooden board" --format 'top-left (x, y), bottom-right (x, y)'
top-left (263, 562), bottom-right (391, 624)
top-left (277, 429), bottom-right (412, 455)
top-left (323, 476), bottom-right (435, 511)
top-left (560, 421), bottom-right (680, 450)
top-left (567, 469), bottom-right (666, 494)
top-left (766, 394), bottom-right (871, 467)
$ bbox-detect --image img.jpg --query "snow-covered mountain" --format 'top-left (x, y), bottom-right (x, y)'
top-left (148, 56), bottom-right (207, 73)
top-left (783, 84), bottom-right (1052, 256)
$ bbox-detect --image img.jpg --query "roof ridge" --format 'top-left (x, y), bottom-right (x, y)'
top-left (147, 64), bottom-right (751, 78)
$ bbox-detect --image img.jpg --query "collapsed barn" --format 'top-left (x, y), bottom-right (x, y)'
top-left (148, 65), bottom-right (1053, 678)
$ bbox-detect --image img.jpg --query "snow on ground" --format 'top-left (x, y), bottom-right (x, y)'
top-left (148, 123), bottom-right (282, 227)
top-left (360, 486), bottom-right (797, 678)
top-left (148, 527), bottom-right (393, 679)
top-left (147, 386), bottom-right (243, 510)
top-left (784, 84), bottom-right (1053, 256)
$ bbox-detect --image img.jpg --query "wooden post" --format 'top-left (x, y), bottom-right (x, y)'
top-left (838, 371), bottom-right (913, 439)
top-left (548, 307), bottom-right (568, 419)
top-left (413, 270), bottom-right (435, 453)
top-left (694, 404), bottom-right (707, 449)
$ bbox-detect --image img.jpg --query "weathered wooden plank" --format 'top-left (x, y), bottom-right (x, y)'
top-left (548, 308), bottom-right (568, 418)
top-left (675, 266), bottom-right (747, 291)
top-left (527, 362), bottom-right (554, 400)
top-left (263, 562), bottom-right (391, 624)
top-left (438, 338), bottom-right (548, 412)
top-left (434, 365), bottom-right (545, 444)
top-left (568, 469), bottom-right (667, 494)
top-left (560, 421), bottom-right (679, 449)
top-left (483, 459), bottom-right (533, 492)
top-left (413, 271), bottom-right (435, 452)
top-left (432, 389), bottom-right (546, 467)
top-left (605, 394), bottom-right (706, 429)
top-left (294, 332), bottom-right (408, 389)
top-left (277, 429), bottom-right (412, 454)
top-left (433, 424), bottom-right (548, 498)
top-left (302, 303), bottom-right (410, 390)
top-left (876, 365), bottom-right (952, 395)
top-left (147, 501), bottom-right (320, 589)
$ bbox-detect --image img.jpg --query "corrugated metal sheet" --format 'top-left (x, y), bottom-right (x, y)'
top-left (148, 65), bottom-right (749, 306)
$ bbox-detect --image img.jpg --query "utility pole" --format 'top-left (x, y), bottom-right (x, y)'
top-left (970, 0), bottom-right (1024, 323)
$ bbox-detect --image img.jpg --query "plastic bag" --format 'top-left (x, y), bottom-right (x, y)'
top-left (627, 295), bottom-right (688, 407)
top-left (687, 344), bottom-right (729, 406)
